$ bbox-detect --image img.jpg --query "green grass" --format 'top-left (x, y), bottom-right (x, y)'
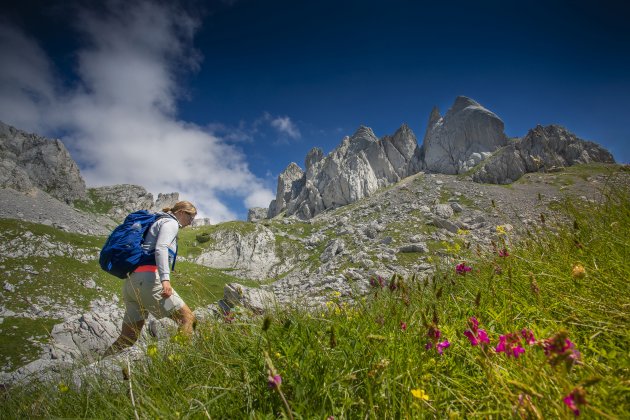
top-left (73, 188), bottom-right (116, 215)
top-left (3, 184), bottom-right (630, 418)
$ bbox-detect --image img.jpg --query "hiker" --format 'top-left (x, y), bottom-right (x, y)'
top-left (104, 201), bottom-right (197, 356)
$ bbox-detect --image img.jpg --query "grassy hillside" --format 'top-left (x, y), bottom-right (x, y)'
top-left (0, 219), bottom-right (253, 373)
top-left (3, 183), bottom-right (628, 418)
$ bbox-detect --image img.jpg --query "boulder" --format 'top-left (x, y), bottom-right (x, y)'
top-left (223, 283), bottom-right (276, 313)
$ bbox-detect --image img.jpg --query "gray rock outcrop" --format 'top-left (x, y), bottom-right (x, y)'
top-left (154, 192), bottom-right (180, 212)
top-left (194, 224), bottom-right (295, 280)
top-left (422, 96), bottom-right (508, 174)
top-left (472, 125), bottom-right (615, 184)
top-left (247, 207), bottom-right (268, 222)
top-left (268, 124), bottom-right (422, 219)
top-left (268, 163), bottom-right (305, 218)
top-left (89, 185), bottom-right (180, 218)
top-left (0, 121), bottom-right (87, 203)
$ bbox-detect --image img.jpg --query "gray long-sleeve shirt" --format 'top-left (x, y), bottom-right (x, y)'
top-left (141, 212), bottom-right (179, 281)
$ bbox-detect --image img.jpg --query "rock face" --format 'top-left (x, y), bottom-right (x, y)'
top-left (90, 185), bottom-right (180, 218)
top-left (268, 124), bottom-right (422, 219)
top-left (268, 163), bottom-right (305, 218)
top-left (0, 121), bottom-right (87, 203)
top-left (194, 224), bottom-right (294, 280)
top-left (247, 207), bottom-right (268, 222)
top-left (472, 125), bottom-right (616, 184)
top-left (422, 96), bottom-right (508, 174)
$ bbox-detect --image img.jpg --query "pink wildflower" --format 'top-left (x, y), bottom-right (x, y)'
top-left (542, 330), bottom-right (581, 367)
top-left (267, 374), bottom-right (282, 389)
top-left (498, 248), bottom-right (509, 257)
top-left (456, 263), bottom-right (472, 275)
top-left (477, 329), bottom-right (489, 343)
top-left (400, 321), bottom-right (407, 331)
top-left (464, 316), bottom-right (490, 346)
top-left (370, 275), bottom-right (385, 289)
top-left (426, 324), bottom-right (448, 355)
top-left (563, 387), bottom-right (587, 416)
top-left (496, 333), bottom-right (525, 358)
top-left (436, 340), bottom-right (450, 355)
top-left (521, 329), bottom-right (536, 345)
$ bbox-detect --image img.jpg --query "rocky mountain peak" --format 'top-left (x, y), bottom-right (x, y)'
top-left (266, 124), bottom-right (423, 219)
top-left (449, 95), bottom-right (481, 114)
top-left (422, 96), bottom-right (507, 174)
top-left (0, 121), bottom-right (87, 203)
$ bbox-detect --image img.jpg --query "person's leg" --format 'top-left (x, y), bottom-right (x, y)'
top-left (103, 319), bottom-right (145, 357)
top-left (171, 304), bottom-right (196, 337)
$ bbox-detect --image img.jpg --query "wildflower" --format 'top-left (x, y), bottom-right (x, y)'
top-left (496, 333), bottom-right (525, 358)
top-left (57, 382), bottom-right (69, 393)
top-left (268, 374), bottom-right (282, 389)
top-left (389, 277), bottom-right (398, 291)
top-left (498, 248), bottom-right (509, 257)
top-left (563, 387), bottom-right (587, 416)
top-left (224, 311), bottom-right (236, 323)
top-left (427, 324), bottom-right (441, 340)
top-left (436, 340), bottom-right (450, 355)
top-left (400, 321), bottom-right (407, 331)
top-left (146, 344), bottom-right (158, 358)
top-left (456, 263), bottom-right (472, 275)
top-left (542, 330), bottom-right (581, 367)
top-left (457, 229), bottom-right (469, 235)
top-left (464, 317), bottom-right (489, 346)
top-left (411, 388), bottom-right (430, 401)
top-left (521, 329), bottom-right (536, 345)
top-left (529, 273), bottom-right (540, 296)
top-left (571, 264), bottom-right (586, 279)
top-left (370, 275), bottom-right (386, 289)
top-left (496, 225), bottom-right (507, 235)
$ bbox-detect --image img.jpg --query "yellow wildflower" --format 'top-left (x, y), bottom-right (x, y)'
top-left (147, 344), bottom-right (158, 358)
top-left (572, 264), bottom-right (586, 279)
top-left (58, 382), bottom-right (69, 393)
top-left (496, 225), bottom-right (507, 235)
top-left (411, 388), bottom-right (429, 400)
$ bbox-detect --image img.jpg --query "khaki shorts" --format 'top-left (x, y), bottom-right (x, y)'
top-left (122, 270), bottom-right (186, 324)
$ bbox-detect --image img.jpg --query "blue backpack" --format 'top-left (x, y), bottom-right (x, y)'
top-left (99, 210), bottom-right (163, 278)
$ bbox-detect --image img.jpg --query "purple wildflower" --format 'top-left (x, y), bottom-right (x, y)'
top-left (543, 331), bottom-right (581, 367)
top-left (498, 248), bottom-right (509, 257)
top-left (521, 329), bottom-right (536, 345)
top-left (456, 263), bottom-right (472, 275)
top-left (496, 333), bottom-right (525, 358)
top-left (563, 387), bottom-right (587, 416)
top-left (370, 276), bottom-right (385, 288)
top-left (436, 340), bottom-right (450, 355)
top-left (267, 374), bottom-right (282, 389)
top-left (464, 317), bottom-right (490, 346)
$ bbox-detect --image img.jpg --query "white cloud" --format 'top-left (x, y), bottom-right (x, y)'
top-left (270, 115), bottom-right (301, 140)
top-left (0, 1), bottom-right (273, 223)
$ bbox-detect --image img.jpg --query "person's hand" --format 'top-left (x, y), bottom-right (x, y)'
top-left (161, 280), bottom-right (173, 298)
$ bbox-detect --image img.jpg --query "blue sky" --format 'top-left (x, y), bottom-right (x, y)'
top-left (1, 0), bottom-right (628, 221)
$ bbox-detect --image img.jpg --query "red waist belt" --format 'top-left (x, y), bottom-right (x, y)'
top-left (135, 265), bottom-right (158, 273)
